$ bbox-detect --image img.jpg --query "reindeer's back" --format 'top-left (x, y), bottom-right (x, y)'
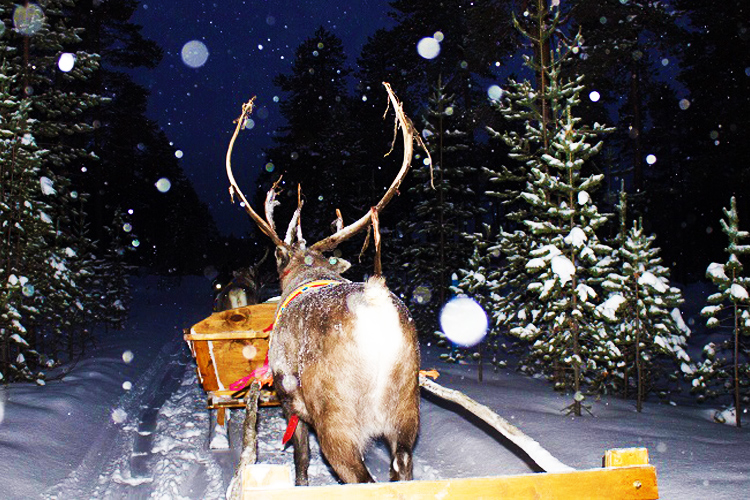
top-left (270, 276), bottom-right (419, 440)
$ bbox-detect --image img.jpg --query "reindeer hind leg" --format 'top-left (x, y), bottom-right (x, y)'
top-left (387, 436), bottom-right (414, 481)
top-left (281, 403), bottom-right (310, 486)
top-left (386, 412), bottom-right (417, 482)
top-left (316, 426), bottom-right (374, 484)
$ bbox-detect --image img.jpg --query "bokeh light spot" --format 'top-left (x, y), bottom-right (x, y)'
top-left (58, 53), bottom-right (76, 72)
top-left (488, 85), bottom-right (503, 100)
top-left (417, 37), bottom-right (440, 59)
top-left (181, 40), bottom-right (209, 68)
top-left (13, 4), bottom-right (45, 35)
top-left (155, 178), bottom-right (171, 193)
top-left (242, 344), bottom-right (258, 360)
top-left (440, 297), bottom-right (488, 347)
top-left (111, 408), bottom-right (127, 424)
top-left (413, 285), bottom-right (432, 305)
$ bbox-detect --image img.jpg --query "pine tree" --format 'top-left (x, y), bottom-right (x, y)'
top-left (693, 196), bottom-right (750, 427)
top-left (488, 3), bottom-right (614, 415)
top-left (481, 3), bottom-right (573, 355)
top-left (397, 78), bottom-right (482, 334)
top-left (569, 0), bottom-right (680, 196)
top-left (449, 225), bottom-right (503, 380)
top-left (3, 1), bottom-right (109, 367)
top-left (1, 1), bottom-right (163, 380)
top-left (598, 189), bottom-right (691, 410)
top-left (97, 208), bottom-right (134, 330)
top-left (665, 0), bottom-right (750, 281)
top-left (0, 64), bottom-right (55, 383)
top-left (6, 1), bottom-right (106, 170)
top-left (520, 103), bottom-right (614, 416)
top-left (261, 27), bottom-right (357, 244)
top-left (354, 0), bottom-right (517, 289)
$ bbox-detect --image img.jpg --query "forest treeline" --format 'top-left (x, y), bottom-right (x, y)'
top-left (1, 0), bottom-right (747, 420)
top-left (256, 0), bottom-right (749, 418)
top-left (0, 1), bottom-right (222, 383)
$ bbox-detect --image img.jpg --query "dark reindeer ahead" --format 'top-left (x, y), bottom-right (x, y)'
top-left (212, 249), bottom-right (269, 312)
top-left (225, 84), bottom-right (422, 485)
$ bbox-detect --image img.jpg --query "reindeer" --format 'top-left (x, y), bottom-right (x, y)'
top-left (212, 249), bottom-right (270, 311)
top-left (225, 84), bottom-right (424, 485)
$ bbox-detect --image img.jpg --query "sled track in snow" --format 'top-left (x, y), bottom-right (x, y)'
top-left (41, 336), bottom-right (214, 499)
top-left (41, 336), bottom-right (458, 498)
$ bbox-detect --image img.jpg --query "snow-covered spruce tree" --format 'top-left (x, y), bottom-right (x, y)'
top-left (0, 68), bottom-right (54, 383)
top-left (693, 196), bottom-right (750, 427)
top-left (484, 3), bottom-right (586, 373)
top-left (487, 5), bottom-right (614, 415)
top-left (520, 104), bottom-right (614, 416)
top-left (399, 78), bottom-right (481, 334)
top-left (598, 189), bottom-right (690, 411)
top-left (1, 2), bottom-right (109, 378)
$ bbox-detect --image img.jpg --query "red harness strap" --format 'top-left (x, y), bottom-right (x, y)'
top-left (282, 415), bottom-right (299, 445)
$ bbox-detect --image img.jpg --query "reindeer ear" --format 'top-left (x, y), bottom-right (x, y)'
top-left (327, 256), bottom-right (351, 274)
top-left (275, 246), bottom-right (291, 271)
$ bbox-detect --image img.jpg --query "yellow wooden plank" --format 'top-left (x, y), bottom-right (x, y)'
top-left (605, 448), bottom-right (650, 467)
top-left (206, 388), bottom-right (279, 408)
top-left (241, 465), bottom-right (658, 500)
top-left (183, 331), bottom-right (269, 341)
top-left (242, 465), bottom-right (294, 489)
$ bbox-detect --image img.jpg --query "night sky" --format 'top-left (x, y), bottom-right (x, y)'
top-left (130, 1), bottom-right (394, 236)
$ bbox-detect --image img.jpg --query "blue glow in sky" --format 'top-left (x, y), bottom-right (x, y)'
top-left (130, 1), bottom-right (393, 235)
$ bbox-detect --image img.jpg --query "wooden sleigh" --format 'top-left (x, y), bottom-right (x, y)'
top-left (183, 301), bottom-right (280, 446)
top-left (185, 303), bottom-right (659, 499)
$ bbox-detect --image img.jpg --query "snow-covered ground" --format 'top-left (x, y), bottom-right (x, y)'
top-left (1, 275), bottom-right (748, 499)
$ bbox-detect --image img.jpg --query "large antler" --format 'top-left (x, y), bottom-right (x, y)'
top-left (225, 97), bottom-right (288, 249)
top-left (311, 82), bottom-right (426, 252)
top-left (226, 83), bottom-right (426, 252)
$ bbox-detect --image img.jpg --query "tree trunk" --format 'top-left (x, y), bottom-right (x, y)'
top-left (630, 64), bottom-right (643, 192)
top-left (438, 89), bottom-right (446, 309)
top-left (477, 343), bottom-right (483, 383)
top-left (734, 302), bottom-right (742, 428)
top-left (635, 281), bottom-right (643, 413)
